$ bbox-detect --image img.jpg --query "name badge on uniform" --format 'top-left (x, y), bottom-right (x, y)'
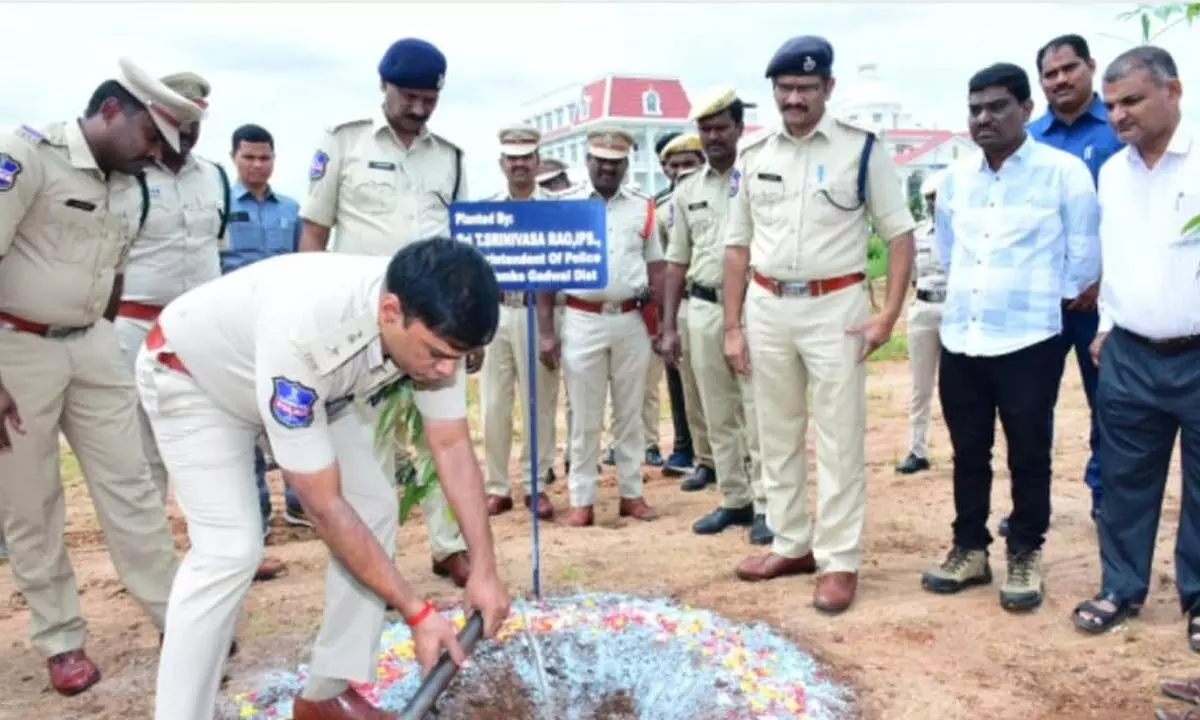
top-left (269, 376), bottom-right (319, 429)
top-left (756, 172), bottom-right (783, 183)
top-left (687, 201), bottom-right (709, 211)
top-left (368, 160), bottom-right (397, 171)
top-left (228, 210), bottom-right (250, 222)
top-left (64, 199), bottom-right (97, 212)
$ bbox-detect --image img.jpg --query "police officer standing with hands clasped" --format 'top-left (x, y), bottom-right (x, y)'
top-left (298, 37), bottom-right (474, 586)
top-left (0, 58), bottom-right (202, 696)
top-left (723, 37), bottom-right (915, 613)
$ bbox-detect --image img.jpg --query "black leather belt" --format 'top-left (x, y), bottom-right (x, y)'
top-left (689, 283), bottom-right (720, 303)
top-left (1123, 328), bottom-right (1200, 356)
top-left (916, 288), bottom-right (945, 303)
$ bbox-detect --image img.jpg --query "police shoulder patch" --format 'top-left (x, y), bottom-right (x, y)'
top-left (269, 376), bottom-right (319, 429)
top-left (728, 168), bottom-right (742, 197)
top-left (310, 150), bottom-right (330, 181)
top-left (667, 202), bottom-right (675, 227)
top-left (0, 153), bottom-right (23, 192)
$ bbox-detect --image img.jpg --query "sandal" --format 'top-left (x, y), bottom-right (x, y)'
top-left (1156, 708), bottom-right (1200, 720)
top-left (1072, 592), bottom-right (1138, 634)
top-left (1162, 676), bottom-right (1200, 704)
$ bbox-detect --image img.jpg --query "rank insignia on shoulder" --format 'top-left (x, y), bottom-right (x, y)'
top-left (728, 168), bottom-right (741, 198)
top-left (269, 376), bottom-right (319, 429)
top-left (0, 153), bottom-right (23, 192)
top-left (310, 150), bottom-right (330, 181)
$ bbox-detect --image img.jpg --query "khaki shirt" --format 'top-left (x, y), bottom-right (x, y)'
top-left (0, 121), bottom-right (136, 327)
top-left (559, 183), bottom-right (662, 304)
top-left (654, 192), bottom-right (673, 253)
top-left (665, 164), bottom-right (737, 287)
top-left (158, 253), bottom-right (467, 474)
top-left (725, 113), bottom-right (915, 281)
top-left (911, 219), bottom-right (947, 294)
top-left (110, 156), bottom-right (225, 306)
top-left (300, 114), bottom-right (466, 257)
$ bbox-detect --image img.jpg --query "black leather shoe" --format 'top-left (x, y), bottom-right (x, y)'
top-left (602, 445), bottom-right (616, 466)
top-left (749, 514), bottom-right (773, 545)
top-left (895, 453), bottom-right (930, 474)
top-left (692, 504), bottom-right (754, 535)
top-left (680, 465), bottom-right (716, 492)
top-left (645, 446), bottom-right (664, 467)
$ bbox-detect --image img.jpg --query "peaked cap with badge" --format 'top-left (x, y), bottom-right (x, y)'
top-left (116, 57), bottom-right (206, 152)
top-left (378, 38), bottom-right (447, 91)
top-left (765, 35), bottom-right (834, 79)
top-left (659, 132), bottom-right (703, 162)
top-left (689, 85), bottom-right (756, 122)
top-left (497, 123), bottom-right (540, 157)
top-left (159, 71), bottom-right (212, 110)
top-left (535, 157), bottom-right (569, 186)
top-left (586, 126), bottom-right (635, 161)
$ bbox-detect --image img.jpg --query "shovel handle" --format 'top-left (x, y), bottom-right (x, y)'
top-left (398, 611), bottom-right (485, 720)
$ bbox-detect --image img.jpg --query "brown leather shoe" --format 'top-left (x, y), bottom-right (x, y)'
top-left (1161, 676), bottom-right (1200, 704)
top-left (813, 571), bottom-right (858, 614)
top-left (486, 494), bottom-right (514, 516)
top-left (735, 552), bottom-right (817, 582)
top-left (293, 686), bottom-right (398, 719)
top-left (524, 492), bottom-right (554, 520)
top-left (563, 506), bottom-right (594, 527)
top-left (431, 552), bottom-right (470, 588)
top-left (618, 497), bottom-right (659, 521)
top-left (48, 649), bottom-right (100, 696)
top-left (255, 556), bottom-right (287, 582)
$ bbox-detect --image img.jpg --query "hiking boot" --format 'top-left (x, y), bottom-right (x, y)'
top-left (1000, 549), bottom-right (1044, 612)
top-left (921, 546), bottom-right (992, 594)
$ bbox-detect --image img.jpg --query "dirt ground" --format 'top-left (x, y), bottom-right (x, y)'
top-left (0, 348), bottom-right (1193, 720)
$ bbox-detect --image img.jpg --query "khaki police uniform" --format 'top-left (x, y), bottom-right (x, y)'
top-left (139, 253), bottom-right (467, 718)
top-left (110, 73), bottom-right (226, 501)
top-left (905, 215), bottom-right (946, 461)
top-left (561, 130), bottom-right (663, 513)
top-left (481, 125), bottom-right (559, 504)
top-left (726, 110), bottom-right (913, 572)
top-left (668, 164), bottom-right (765, 513)
top-left (300, 113), bottom-right (467, 563)
top-left (0, 58), bottom-right (201, 661)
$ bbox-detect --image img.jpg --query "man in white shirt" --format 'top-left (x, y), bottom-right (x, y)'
top-left (139, 238), bottom-right (511, 720)
top-left (1070, 47), bottom-right (1200, 651)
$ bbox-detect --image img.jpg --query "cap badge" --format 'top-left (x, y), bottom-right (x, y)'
top-left (803, 56), bottom-right (816, 73)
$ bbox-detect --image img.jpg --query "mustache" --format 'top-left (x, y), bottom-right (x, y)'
top-left (1052, 84), bottom-right (1073, 94)
top-left (403, 113), bottom-right (429, 124)
top-left (782, 103), bottom-right (809, 113)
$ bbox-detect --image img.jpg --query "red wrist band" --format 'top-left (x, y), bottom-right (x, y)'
top-left (405, 600), bottom-right (435, 628)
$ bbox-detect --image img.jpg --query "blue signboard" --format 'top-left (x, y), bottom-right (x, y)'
top-left (449, 198), bottom-right (608, 292)
top-left (449, 196), bottom-right (609, 600)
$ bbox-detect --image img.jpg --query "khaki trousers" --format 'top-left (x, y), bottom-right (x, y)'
top-left (480, 304), bottom-right (559, 495)
top-left (0, 322), bottom-right (177, 657)
top-left (745, 283), bottom-right (869, 573)
top-left (906, 298), bottom-right (944, 459)
top-left (687, 297), bottom-right (765, 511)
top-left (562, 307), bottom-right (651, 506)
top-left (139, 349), bottom-right (397, 719)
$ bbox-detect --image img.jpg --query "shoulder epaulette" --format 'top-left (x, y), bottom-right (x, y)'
top-left (737, 128), bottom-right (774, 154)
top-left (429, 131), bottom-right (462, 153)
top-left (15, 124), bottom-right (46, 146)
top-left (327, 118), bottom-right (373, 134)
top-left (833, 116), bottom-right (877, 137)
top-left (300, 313), bottom-right (378, 376)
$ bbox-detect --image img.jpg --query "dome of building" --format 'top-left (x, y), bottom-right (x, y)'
top-left (832, 61), bottom-right (915, 131)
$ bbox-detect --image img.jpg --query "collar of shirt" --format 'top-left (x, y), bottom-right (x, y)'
top-left (65, 120), bottom-right (101, 172)
top-left (374, 111), bottom-right (434, 148)
top-left (233, 181), bottom-right (277, 203)
top-left (1030, 93), bottom-right (1107, 134)
top-left (777, 111), bottom-right (835, 145)
top-left (1126, 119), bottom-right (1194, 170)
top-left (974, 132), bottom-right (1036, 172)
top-left (581, 182), bottom-right (638, 204)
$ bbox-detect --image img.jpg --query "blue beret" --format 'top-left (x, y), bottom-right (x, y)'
top-left (765, 36), bottom-right (834, 79)
top-left (378, 38), bottom-right (446, 91)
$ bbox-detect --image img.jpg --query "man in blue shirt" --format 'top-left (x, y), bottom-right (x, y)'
top-left (222, 123), bottom-right (308, 532)
top-left (1020, 35), bottom-right (1123, 533)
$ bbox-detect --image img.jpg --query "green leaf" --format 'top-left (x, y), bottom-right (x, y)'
top-left (1182, 213), bottom-right (1200, 236)
top-left (1142, 11), bottom-right (1153, 41)
top-left (1186, 3), bottom-right (1200, 22)
top-left (1153, 3), bottom-right (1180, 21)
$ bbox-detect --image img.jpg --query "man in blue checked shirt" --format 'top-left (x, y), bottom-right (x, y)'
top-left (919, 63), bottom-right (1101, 614)
top-left (222, 123), bottom-right (309, 532)
top-left (990, 34), bottom-right (1122, 538)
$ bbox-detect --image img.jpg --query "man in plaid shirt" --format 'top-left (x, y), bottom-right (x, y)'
top-left (919, 62), bottom-right (1100, 613)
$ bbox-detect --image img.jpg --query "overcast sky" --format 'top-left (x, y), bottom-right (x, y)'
top-left (2, 1), bottom-right (1197, 200)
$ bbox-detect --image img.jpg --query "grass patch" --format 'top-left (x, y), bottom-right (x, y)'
top-left (869, 332), bottom-right (909, 362)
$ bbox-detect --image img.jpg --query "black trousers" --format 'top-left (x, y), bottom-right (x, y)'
top-left (664, 365), bottom-right (692, 455)
top-left (939, 336), bottom-right (1065, 554)
top-left (1096, 327), bottom-right (1200, 612)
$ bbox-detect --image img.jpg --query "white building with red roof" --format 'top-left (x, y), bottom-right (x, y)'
top-left (521, 65), bottom-right (969, 199)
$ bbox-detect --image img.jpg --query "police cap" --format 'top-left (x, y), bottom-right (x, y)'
top-left (654, 132), bottom-right (681, 158)
top-left (378, 38), bottom-right (447, 91)
top-left (659, 133), bottom-right (703, 162)
top-left (116, 57), bottom-right (205, 153)
top-left (765, 35), bottom-right (834, 79)
top-left (535, 158), bottom-right (569, 186)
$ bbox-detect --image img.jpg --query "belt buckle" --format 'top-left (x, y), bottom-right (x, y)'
top-left (45, 325), bottom-right (83, 339)
top-left (778, 281), bottom-right (812, 298)
top-left (601, 302), bottom-right (622, 315)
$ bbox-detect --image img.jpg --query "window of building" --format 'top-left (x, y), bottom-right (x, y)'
top-left (872, 112), bottom-right (883, 124)
top-left (642, 90), bottom-right (662, 116)
top-left (579, 96), bottom-right (592, 121)
top-left (567, 103), bottom-right (577, 124)
top-left (555, 108), bottom-right (565, 127)
top-left (633, 171), bottom-right (649, 191)
top-left (569, 142), bottom-right (579, 164)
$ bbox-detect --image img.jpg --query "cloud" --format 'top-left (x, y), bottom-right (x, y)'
top-left (0, 1), bottom-right (1195, 202)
